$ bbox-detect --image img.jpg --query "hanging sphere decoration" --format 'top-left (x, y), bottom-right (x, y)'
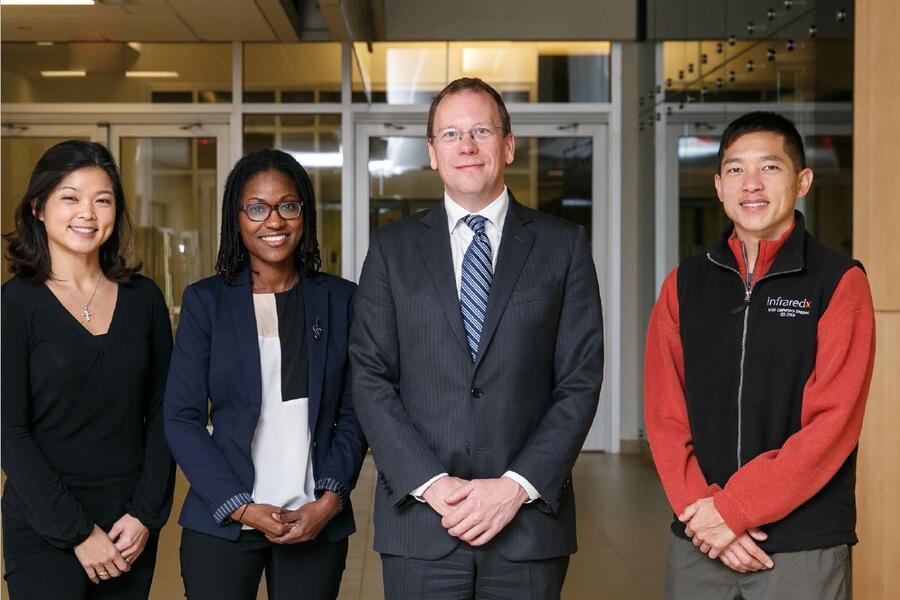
top-left (701, 53), bottom-right (708, 64)
top-left (666, 106), bottom-right (673, 116)
top-left (747, 60), bottom-right (755, 72)
top-left (747, 22), bottom-right (756, 35)
top-left (809, 24), bottom-right (818, 38)
top-left (728, 70), bottom-right (736, 83)
top-left (786, 39), bottom-right (797, 51)
top-left (716, 41), bottom-right (724, 53)
top-left (678, 69), bottom-right (685, 80)
top-left (728, 35), bottom-right (737, 46)
top-left (836, 8), bottom-right (848, 23)
top-left (784, 0), bottom-right (793, 9)
top-left (715, 78), bottom-right (724, 88)
top-left (688, 63), bottom-right (695, 74)
top-left (666, 77), bottom-right (673, 87)
top-left (767, 8), bottom-right (776, 21)
top-left (767, 48), bottom-right (776, 61)
top-left (656, 112), bottom-right (662, 122)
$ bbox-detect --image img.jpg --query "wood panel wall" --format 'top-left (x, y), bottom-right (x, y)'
top-left (853, 1), bottom-right (900, 597)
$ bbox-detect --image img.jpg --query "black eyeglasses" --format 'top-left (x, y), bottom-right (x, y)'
top-left (239, 201), bottom-right (303, 222)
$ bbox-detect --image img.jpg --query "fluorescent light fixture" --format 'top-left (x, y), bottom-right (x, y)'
top-left (36, 41), bottom-right (55, 46)
top-left (2, 1), bottom-right (95, 5)
top-left (125, 71), bottom-right (179, 78)
top-left (289, 151), bottom-right (343, 168)
top-left (40, 70), bottom-right (86, 77)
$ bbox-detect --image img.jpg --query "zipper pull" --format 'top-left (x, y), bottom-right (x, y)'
top-left (730, 287), bottom-right (752, 315)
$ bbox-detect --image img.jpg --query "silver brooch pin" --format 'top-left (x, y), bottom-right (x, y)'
top-left (313, 317), bottom-right (322, 340)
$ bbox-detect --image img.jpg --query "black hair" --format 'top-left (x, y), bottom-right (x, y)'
top-left (215, 149), bottom-right (321, 282)
top-left (718, 111), bottom-right (806, 172)
top-left (427, 77), bottom-right (512, 140)
top-left (3, 140), bottom-right (139, 283)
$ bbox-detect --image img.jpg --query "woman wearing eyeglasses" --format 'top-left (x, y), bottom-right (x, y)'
top-left (164, 149), bottom-right (366, 599)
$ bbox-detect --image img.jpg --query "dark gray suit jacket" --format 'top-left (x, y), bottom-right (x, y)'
top-left (350, 195), bottom-right (604, 561)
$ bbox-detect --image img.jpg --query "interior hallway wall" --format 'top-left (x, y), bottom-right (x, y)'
top-left (852, 0), bottom-right (900, 597)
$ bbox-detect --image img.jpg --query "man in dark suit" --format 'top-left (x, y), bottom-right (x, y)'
top-left (350, 77), bottom-right (604, 599)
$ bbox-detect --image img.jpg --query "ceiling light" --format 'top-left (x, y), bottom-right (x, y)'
top-left (1, 1), bottom-right (95, 5)
top-left (41, 70), bottom-right (86, 77)
top-left (125, 71), bottom-right (179, 78)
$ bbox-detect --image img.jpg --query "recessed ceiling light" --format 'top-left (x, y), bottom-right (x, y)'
top-left (125, 71), bottom-right (179, 78)
top-left (41, 70), bottom-right (87, 77)
top-left (36, 41), bottom-right (55, 46)
top-left (2, 1), bottom-right (95, 5)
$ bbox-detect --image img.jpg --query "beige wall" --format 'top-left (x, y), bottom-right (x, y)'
top-left (852, 0), bottom-right (900, 598)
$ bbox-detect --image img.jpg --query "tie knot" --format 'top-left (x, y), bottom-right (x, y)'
top-left (463, 214), bottom-right (487, 235)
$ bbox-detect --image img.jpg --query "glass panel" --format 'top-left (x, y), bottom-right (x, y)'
top-left (677, 134), bottom-right (852, 260)
top-left (1, 136), bottom-right (90, 284)
top-left (662, 40), bottom-right (852, 104)
top-left (242, 115), bottom-right (342, 275)
top-left (243, 43), bottom-right (342, 103)
top-left (1, 42), bottom-right (231, 103)
top-left (119, 137), bottom-right (218, 326)
top-left (367, 135), bottom-right (593, 240)
top-left (353, 42), bottom-right (611, 104)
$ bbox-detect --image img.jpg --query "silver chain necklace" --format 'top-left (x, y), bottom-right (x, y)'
top-left (252, 272), bottom-right (299, 294)
top-left (54, 272), bottom-right (104, 322)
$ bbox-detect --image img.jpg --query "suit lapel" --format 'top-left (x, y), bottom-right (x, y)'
top-left (228, 269), bottom-right (263, 419)
top-left (419, 206), bottom-right (469, 354)
top-left (304, 276), bottom-right (329, 434)
top-left (474, 195), bottom-right (535, 370)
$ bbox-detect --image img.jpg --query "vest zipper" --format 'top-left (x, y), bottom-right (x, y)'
top-left (706, 249), bottom-right (802, 470)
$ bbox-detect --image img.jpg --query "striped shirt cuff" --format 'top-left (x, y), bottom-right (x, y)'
top-left (213, 492), bottom-right (253, 525)
top-left (315, 477), bottom-right (349, 512)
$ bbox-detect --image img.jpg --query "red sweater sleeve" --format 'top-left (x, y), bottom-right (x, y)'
top-left (714, 266), bottom-right (876, 534)
top-left (644, 268), bottom-right (721, 515)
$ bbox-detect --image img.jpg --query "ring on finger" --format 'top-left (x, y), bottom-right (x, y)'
top-left (98, 570), bottom-right (109, 577)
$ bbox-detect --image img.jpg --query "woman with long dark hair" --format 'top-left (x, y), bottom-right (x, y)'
top-left (1, 140), bottom-right (176, 599)
top-left (164, 149), bottom-right (366, 599)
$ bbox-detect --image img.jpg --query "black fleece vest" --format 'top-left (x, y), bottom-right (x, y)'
top-left (673, 212), bottom-right (861, 552)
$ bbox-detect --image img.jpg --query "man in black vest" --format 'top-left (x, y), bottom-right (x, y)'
top-left (644, 112), bottom-right (875, 600)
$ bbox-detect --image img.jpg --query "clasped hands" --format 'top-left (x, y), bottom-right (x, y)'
top-left (679, 497), bottom-right (774, 573)
top-left (231, 491), bottom-right (340, 544)
top-left (73, 514), bottom-right (149, 584)
top-left (422, 476), bottom-right (528, 546)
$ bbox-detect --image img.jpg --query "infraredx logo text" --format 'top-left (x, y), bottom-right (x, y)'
top-left (766, 296), bottom-right (812, 318)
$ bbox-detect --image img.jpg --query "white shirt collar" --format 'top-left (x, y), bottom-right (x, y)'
top-left (444, 187), bottom-right (510, 234)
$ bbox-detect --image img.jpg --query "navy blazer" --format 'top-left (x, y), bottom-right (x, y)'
top-left (164, 268), bottom-right (366, 542)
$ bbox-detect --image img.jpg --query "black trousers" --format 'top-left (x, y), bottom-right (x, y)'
top-left (180, 528), bottom-right (348, 600)
top-left (3, 533), bottom-right (159, 600)
top-left (381, 543), bottom-right (569, 600)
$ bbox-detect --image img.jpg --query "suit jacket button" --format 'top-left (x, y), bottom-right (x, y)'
top-left (470, 387), bottom-right (483, 399)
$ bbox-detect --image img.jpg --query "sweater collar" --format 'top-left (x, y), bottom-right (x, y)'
top-left (710, 210), bottom-right (807, 281)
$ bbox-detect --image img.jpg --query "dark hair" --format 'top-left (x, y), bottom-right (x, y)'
top-left (215, 149), bottom-right (321, 282)
top-left (3, 140), bottom-right (139, 283)
top-left (426, 77), bottom-right (512, 140)
top-left (718, 111), bottom-right (806, 172)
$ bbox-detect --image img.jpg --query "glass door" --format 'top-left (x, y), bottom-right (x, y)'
top-left (110, 124), bottom-right (230, 326)
top-left (354, 121), bottom-right (612, 451)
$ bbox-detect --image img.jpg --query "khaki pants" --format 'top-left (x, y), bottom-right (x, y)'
top-left (665, 533), bottom-right (851, 600)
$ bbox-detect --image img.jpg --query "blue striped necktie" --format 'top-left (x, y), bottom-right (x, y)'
top-left (460, 214), bottom-right (493, 362)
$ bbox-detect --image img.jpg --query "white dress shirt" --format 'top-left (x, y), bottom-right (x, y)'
top-left (409, 187), bottom-right (540, 503)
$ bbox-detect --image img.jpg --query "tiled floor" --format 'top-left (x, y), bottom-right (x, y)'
top-left (335, 452), bottom-right (671, 600)
top-left (148, 452), bottom-right (674, 599)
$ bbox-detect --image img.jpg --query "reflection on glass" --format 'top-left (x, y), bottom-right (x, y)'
top-left (119, 137), bottom-right (218, 327)
top-left (353, 42), bottom-right (610, 104)
top-left (242, 114), bottom-right (342, 275)
top-left (662, 40), bottom-right (852, 103)
top-left (367, 135), bottom-right (592, 240)
top-left (677, 135), bottom-right (852, 259)
top-left (1, 136), bottom-right (89, 283)
top-left (244, 43), bottom-right (342, 103)
top-left (2, 43), bottom-right (231, 103)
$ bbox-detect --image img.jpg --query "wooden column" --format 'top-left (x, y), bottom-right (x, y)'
top-left (853, 1), bottom-right (900, 598)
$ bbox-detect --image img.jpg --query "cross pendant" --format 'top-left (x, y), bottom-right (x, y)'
top-left (81, 306), bottom-right (92, 321)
